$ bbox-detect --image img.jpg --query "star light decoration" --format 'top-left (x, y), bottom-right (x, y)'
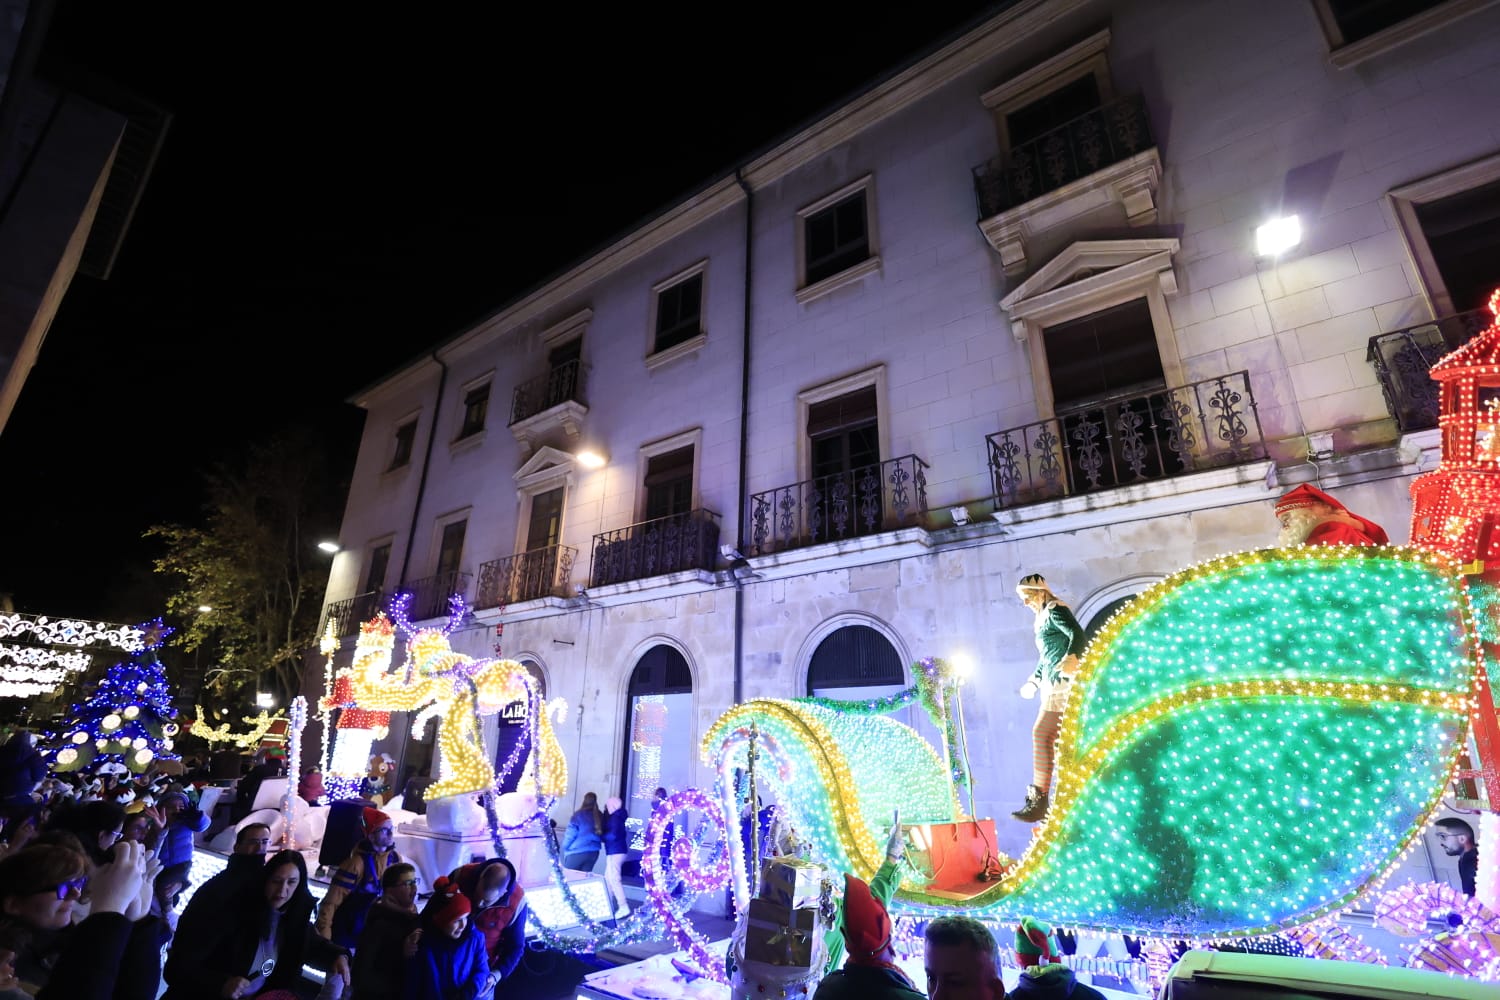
top-left (702, 546), bottom-right (1479, 941)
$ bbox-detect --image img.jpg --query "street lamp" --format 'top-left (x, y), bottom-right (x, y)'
top-left (317, 541), bottom-right (340, 553)
top-left (575, 448), bottom-right (606, 469)
top-left (255, 692), bottom-right (275, 709)
top-left (197, 605), bottom-right (213, 613)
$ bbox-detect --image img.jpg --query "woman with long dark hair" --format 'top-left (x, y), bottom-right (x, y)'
top-left (163, 850), bottom-right (350, 1000)
top-left (560, 792), bottom-right (603, 873)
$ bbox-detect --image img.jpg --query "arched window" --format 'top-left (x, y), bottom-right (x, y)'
top-left (622, 645), bottom-right (694, 822)
top-left (1083, 596), bottom-right (1136, 649)
top-left (519, 658), bottom-right (547, 699)
top-left (806, 624), bottom-right (904, 693)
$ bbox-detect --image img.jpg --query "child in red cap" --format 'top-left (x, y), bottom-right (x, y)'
top-left (316, 807), bottom-right (405, 948)
top-left (407, 876), bottom-right (489, 1000)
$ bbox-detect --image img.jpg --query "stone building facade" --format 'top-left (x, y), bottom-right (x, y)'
top-left (313, 0), bottom-right (1500, 860)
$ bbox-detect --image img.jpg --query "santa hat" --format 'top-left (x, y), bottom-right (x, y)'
top-left (842, 873), bottom-right (892, 962)
top-left (1015, 916), bottom-right (1060, 967)
top-left (424, 876), bottom-right (471, 926)
top-left (362, 807), bottom-right (392, 833)
top-left (1274, 484), bottom-right (1389, 543)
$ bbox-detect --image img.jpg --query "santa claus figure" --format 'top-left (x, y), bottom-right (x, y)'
top-left (1274, 484), bottom-right (1389, 547)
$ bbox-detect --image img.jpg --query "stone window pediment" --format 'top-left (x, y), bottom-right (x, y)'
top-left (514, 445), bottom-right (579, 492)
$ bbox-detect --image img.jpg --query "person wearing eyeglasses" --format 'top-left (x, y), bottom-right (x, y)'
top-left (349, 863), bottom-right (422, 1000)
top-left (0, 839), bottom-right (163, 1000)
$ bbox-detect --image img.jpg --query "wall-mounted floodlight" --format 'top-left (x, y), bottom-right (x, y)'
top-left (1255, 215), bottom-right (1301, 257)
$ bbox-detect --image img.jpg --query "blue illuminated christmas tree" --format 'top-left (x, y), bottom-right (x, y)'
top-left (49, 618), bottom-right (181, 774)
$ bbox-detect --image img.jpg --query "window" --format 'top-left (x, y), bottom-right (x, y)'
top-left (389, 420), bottom-right (417, 470)
top-left (1005, 72), bottom-right (1102, 149)
top-left (622, 645), bottom-right (694, 811)
top-left (805, 191), bottom-right (869, 286)
top-left (654, 273), bottom-right (703, 354)
top-left (1412, 178), bottom-right (1500, 314)
top-left (364, 542), bottom-right (392, 594)
top-left (644, 446), bottom-right (695, 521)
top-left (981, 29), bottom-right (1114, 154)
top-left (808, 386), bottom-right (880, 481)
top-left (1313, 0), bottom-right (1494, 67)
top-left (1044, 299), bottom-right (1165, 411)
top-left (458, 383), bottom-right (489, 439)
top-left (1389, 153), bottom-right (1500, 319)
top-left (526, 487), bottom-right (565, 551)
top-left (436, 519), bottom-right (466, 579)
top-left (805, 625), bottom-right (904, 693)
top-left (795, 176), bottom-right (880, 302)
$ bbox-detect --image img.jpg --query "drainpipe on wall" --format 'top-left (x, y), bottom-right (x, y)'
top-left (733, 169), bottom-right (754, 706)
top-left (393, 352), bottom-right (447, 779)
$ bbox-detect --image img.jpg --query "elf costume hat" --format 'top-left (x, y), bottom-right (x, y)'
top-left (842, 873), bottom-right (892, 962)
top-left (362, 807), bottom-right (392, 832)
top-left (425, 876), bottom-right (471, 926)
top-left (1274, 484), bottom-right (1388, 543)
top-left (1015, 916), bottom-right (1060, 967)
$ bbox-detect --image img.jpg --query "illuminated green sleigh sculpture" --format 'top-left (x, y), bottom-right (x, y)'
top-left (703, 546), bottom-right (1479, 938)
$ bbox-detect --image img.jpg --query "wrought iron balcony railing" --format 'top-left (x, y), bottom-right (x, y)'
top-left (1367, 310), bottom-right (1487, 433)
top-left (322, 590), bottom-right (386, 637)
top-left (748, 454), bottom-right (929, 557)
top-left (591, 509), bottom-right (720, 588)
top-left (973, 94), bottom-right (1153, 220)
top-left (395, 570), bottom-right (471, 622)
top-left (987, 372), bottom-right (1266, 510)
top-left (510, 359), bottom-right (588, 425)
top-left (475, 544), bottom-right (577, 609)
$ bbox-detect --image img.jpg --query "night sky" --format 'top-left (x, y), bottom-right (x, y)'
top-left (0, 2), bottom-right (1001, 623)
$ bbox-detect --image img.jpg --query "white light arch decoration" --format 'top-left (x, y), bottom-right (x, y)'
top-left (794, 611), bottom-right (912, 696)
top-left (1075, 575), bottom-right (1164, 632)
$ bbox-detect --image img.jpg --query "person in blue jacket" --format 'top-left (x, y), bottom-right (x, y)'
top-left (406, 876), bottom-right (488, 1000)
top-left (560, 792), bottom-right (603, 872)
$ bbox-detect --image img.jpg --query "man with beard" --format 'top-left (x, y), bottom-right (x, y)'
top-left (1274, 484), bottom-right (1388, 547)
top-left (1435, 817), bottom-right (1479, 896)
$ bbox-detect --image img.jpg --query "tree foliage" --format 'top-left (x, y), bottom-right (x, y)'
top-left (147, 430), bottom-right (344, 707)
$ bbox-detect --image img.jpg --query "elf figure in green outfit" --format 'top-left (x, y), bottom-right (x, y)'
top-left (817, 809), bottom-right (910, 984)
top-left (1013, 574), bottom-right (1087, 824)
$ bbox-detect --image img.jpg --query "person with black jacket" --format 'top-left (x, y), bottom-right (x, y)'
top-left (350, 863), bottom-right (420, 1000)
top-left (601, 797), bottom-right (630, 919)
top-left (162, 849), bottom-right (350, 1000)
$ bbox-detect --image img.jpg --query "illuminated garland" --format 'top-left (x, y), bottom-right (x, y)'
top-left (189, 706), bottom-right (284, 748)
top-left (703, 546), bottom-right (1479, 939)
top-left (0, 614), bottom-right (144, 650)
top-left (318, 619), bottom-right (338, 782)
top-left (281, 696), bottom-right (307, 848)
top-left (637, 787), bottom-right (733, 981)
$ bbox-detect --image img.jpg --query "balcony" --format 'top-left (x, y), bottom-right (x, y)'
top-left (987, 372), bottom-right (1266, 510)
top-left (395, 570), bottom-right (471, 622)
top-left (590, 509), bottom-right (720, 588)
top-left (748, 454), bottom-right (929, 558)
top-left (509, 359), bottom-right (589, 456)
top-left (322, 590), bottom-right (386, 637)
top-left (474, 545), bottom-right (577, 609)
top-left (1367, 310), bottom-right (1487, 433)
top-left (972, 94), bottom-right (1160, 276)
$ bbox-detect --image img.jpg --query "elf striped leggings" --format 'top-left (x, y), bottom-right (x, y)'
top-left (1031, 707), bottom-right (1063, 792)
